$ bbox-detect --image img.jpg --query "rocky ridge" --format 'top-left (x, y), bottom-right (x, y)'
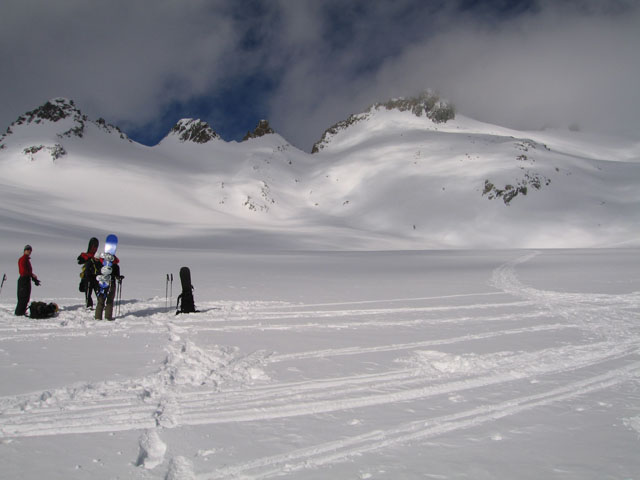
top-left (242, 120), bottom-right (275, 141)
top-left (0, 98), bottom-right (130, 161)
top-left (311, 91), bottom-right (455, 153)
top-left (170, 119), bottom-right (220, 144)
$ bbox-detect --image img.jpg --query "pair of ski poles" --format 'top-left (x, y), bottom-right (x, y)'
top-left (0, 273), bottom-right (6, 296)
top-left (165, 274), bottom-right (173, 310)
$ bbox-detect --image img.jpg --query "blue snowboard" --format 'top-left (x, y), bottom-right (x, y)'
top-left (105, 234), bottom-right (118, 255)
top-left (97, 234), bottom-right (118, 297)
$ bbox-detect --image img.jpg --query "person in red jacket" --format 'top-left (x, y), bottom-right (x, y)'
top-left (15, 245), bottom-right (40, 316)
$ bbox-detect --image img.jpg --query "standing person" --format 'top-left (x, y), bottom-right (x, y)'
top-left (15, 245), bottom-right (40, 316)
top-left (77, 237), bottom-right (100, 309)
top-left (95, 256), bottom-right (123, 321)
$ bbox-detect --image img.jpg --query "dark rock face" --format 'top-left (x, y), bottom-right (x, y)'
top-left (243, 120), bottom-right (275, 141)
top-left (311, 113), bottom-right (368, 154)
top-left (0, 98), bottom-right (131, 159)
top-left (376, 91), bottom-right (455, 124)
top-left (3, 98), bottom-right (130, 141)
top-left (24, 99), bottom-right (76, 123)
top-left (9, 98), bottom-right (83, 132)
top-left (171, 119), bottom-right (220, 143)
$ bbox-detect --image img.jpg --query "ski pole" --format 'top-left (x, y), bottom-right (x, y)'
top-left (0, 274), bottom-right (6, 296)
top-left (165, 274), bottom-right (169, 309)
top-left (170, 274), bottom-right (173, 307)
top-left (116, 277), bottom-right (123, 317)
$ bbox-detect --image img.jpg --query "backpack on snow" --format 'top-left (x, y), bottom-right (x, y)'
top-left (176, 266), bottom-right (197, 314)
top-left (29, 301), bottom-right (59, 319)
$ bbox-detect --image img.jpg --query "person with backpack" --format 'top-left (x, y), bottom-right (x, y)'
top-left (95, 255), bottom-right (123, 321)
top-left (15, 245), bottom-right (40, 316)
top-left (77, 237), bottom-right (100, 309)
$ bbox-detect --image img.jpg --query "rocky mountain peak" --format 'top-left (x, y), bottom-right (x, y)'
top-left (170, 119), bottom-right (220, 144)
top-left (375, 90), bottom-right (455, 123)
top-left (2, 98), bottom-right (130, 140)
top-left (242, 119), bottom-right (275, 141)
top-left (311, 91), bottom-right (456, 153)
top-left (24, 97), bottom-right (80, 123)
top-left (0, 98), bottom-right (131, 159)
top-left (5, 98), bottom-right (85, 133)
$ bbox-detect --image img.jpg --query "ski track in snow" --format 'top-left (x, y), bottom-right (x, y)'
top-left (1, 251), bottom-right (640, 478)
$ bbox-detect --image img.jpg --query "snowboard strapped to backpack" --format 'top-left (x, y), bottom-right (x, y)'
top-left (78, 237), bottom-right (100, 293)
top-left (176, 266), bottom-right (197, 314)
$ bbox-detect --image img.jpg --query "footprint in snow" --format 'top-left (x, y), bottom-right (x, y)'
top-left (136, 429), bottom-right (166, 470)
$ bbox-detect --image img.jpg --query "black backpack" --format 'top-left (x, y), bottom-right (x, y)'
top-left (176, 266), bottom-right (197, 314)
top-left (176, 290), bottom-right (196, 314)
top-left (29, 301), bottom-right (59, 319)
top-left (79, 257), bottom-right (101, 292)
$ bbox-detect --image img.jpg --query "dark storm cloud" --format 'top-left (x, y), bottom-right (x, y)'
top-left (1, 0), bottom-right (239, 132)
top-left (266, 0), bottom-right (640, 148)
top-left (1, 0), bottom-right (638, 151)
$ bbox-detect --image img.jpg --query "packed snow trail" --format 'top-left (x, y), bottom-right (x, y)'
top-left (1, 333), bottom-right (637, 437)
top-left (201, 361), bottom-right (640, 479)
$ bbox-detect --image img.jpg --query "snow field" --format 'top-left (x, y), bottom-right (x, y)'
top-left (1, 248), bottom-right (639, 479)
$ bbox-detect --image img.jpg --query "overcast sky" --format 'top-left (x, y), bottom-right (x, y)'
top-left (1, 0), bottom-right (638, 151)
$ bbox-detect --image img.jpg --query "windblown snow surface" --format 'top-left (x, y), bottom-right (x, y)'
top-left (1, 248), bottom-right (639, 479)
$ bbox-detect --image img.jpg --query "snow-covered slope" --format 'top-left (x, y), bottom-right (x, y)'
top-left (308, 108), bottom-right (640, 248)
top-left (1, 97), bottom-right (638, 250)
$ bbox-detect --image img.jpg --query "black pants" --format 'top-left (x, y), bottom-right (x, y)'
top-left (83, 277), bottom-right (98, 308)
top-left (15, 276), bottom-right (31, 316)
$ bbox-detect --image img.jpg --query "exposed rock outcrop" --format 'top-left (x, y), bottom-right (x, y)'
top-left (242, 119), bottom-right (275, 141)
top-left (170, 119), bottom-right (220, 144)
top-left (312, 90), bottom-right (455, 153)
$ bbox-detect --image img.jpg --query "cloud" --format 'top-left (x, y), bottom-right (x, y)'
top-left (1, 0), bottom-right (638, 151)
top-left (267, 0), bottom-right (640, 148)
top-left (406, 4), bottom-right (640, 135)
top-left (1, 0), bottom-right (238, 129)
